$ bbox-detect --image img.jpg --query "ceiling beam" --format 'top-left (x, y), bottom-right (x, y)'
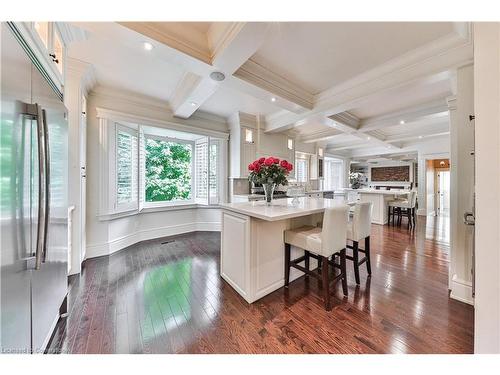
top-left (264, 25), bottom-right (472, 133)
top-left (357, 98), bottom-right (449, 133)
top-left (121, 22), bottom-right (273, 119)
top-left (170, 23), bottom-right (271, 118)
top-left (297, 128), bottom-right (344, 143)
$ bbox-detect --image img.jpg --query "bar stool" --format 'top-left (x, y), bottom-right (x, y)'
top-left (388, 191), bottom-right (417, 229)
top-left (338, 202), bottom-right (373, 285)
top-left (284, 205), bottom-right (349, 310)
top-left (387, 193), bottom-right (407, 225)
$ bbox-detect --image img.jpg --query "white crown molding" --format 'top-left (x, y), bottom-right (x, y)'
top-left (329, 111), bottom-right (360, 130)
top-left (266, 23), bottom-right (473, 133)
top-left (358, 98), bottom-right (450, 132)
top-left (298, 128), bottom-right (344, 143)
top-left (234, 59), bottom-right (314, 111)
top-left (315, 25), bottom-right (472, 105)
top-left (66, 57), bottom-right (97, 95)
top-left (207, 22), bottom-right (246, 62)
top-left (238, 112), bottom-right (258, 128)
top-left (95, 107), bottom-right (228, 140)
top-left (56, 22), bottom-right (89, 45)
top-left (119, 22), bottom-right (212, 64)
top-left (90, 85), bottom-right (227, 132)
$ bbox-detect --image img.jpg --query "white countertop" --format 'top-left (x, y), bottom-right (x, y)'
top-left (221, 197), bottom-right (354, 222)
top-left (341, 188), bottom-right (411, 196)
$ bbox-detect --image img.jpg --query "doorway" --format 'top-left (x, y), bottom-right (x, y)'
top-left (437, 170), bottom-right (450, 216)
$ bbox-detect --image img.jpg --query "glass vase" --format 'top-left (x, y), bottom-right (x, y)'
top-left (263, 183), bottom-right (276, 206)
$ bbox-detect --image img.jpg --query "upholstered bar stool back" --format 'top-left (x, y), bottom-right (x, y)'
top-left (320, 206), bottom-right (349, 257)
top-left (343, 202), bottom-right (373, 284)
top-left (284, 205), bottom-right (350, 310)
top-left (349, 202), bottom-right (372, 242)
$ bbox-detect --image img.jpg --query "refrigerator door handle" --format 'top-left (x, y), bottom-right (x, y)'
top-left (34, 103), bottom-right (46, 270)
top-left (41, 108), bottom-right (50, 263)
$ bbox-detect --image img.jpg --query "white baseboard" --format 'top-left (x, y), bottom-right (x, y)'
top-left (450, 274), bottom-right (474, 305)
top-left (86, 221), bottom-right (221, 259)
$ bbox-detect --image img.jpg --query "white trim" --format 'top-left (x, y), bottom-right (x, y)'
top-left (450, 275), bottom-right (474, 305)
top-left (96, 107), bottom-right (229, 140)
top-left (86, 220), bottom-right (221, 259)
top-left (265, 23), bottom-right (473, 132)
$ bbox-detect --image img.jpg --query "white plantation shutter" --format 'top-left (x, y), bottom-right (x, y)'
top-left (324, 157), bottom-right (344, 190)
top-left (296, 158), bottom-right (308, 183)
top-left (138, 128), bottom-right (145, 209)
top-left (116, 125), bottom-right (138, 210)
top-left (195, 139), bottom-right (208, 200)
top-left (209, 138), bottom-right (220, 204)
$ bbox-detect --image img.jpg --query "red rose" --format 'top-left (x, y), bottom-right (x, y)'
top-left (248, 163), bottom-right (255, 171)
top-left (254, 163), bottom-right (261, 173)
top-left (258, 157), bottom-right (266, 164)
top-left (287, 163), bottom-right (293, 171)
top-left (280, 160), bottom-right (288, 169)
top-left (264, 157), bottom-right (274, 166)
top-left (273, 157), bottom-right (280, 164)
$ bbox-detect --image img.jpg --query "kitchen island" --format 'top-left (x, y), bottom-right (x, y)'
top-left (220, 197), bottom-right (353, 303)
top-left (341, 188), bottom-right (410, 224)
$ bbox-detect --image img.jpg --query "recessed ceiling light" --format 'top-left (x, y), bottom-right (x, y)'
top-left (367, 136), bottom-right (371, 140)
top-left (271, 97), bottom-right (276, 102)
top-left (143, 41), bottom-right (154, 51)
top-left (400, 120), bottom-right (405, 125)
top-left (418, 135), bottom-right (423, 139)
top-left (190, 102), bottom-right (197, 107)
top-left (387, 146), bottom-right (391, 149)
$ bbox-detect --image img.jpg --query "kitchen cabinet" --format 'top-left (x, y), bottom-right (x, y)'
top-left (310, 150), bottom-right (324, 180)
top-left (13, 22), bottom-right (67, 93)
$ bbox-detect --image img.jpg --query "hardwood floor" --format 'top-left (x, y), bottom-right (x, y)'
top-left (47, 216), bottom-right (473, 354)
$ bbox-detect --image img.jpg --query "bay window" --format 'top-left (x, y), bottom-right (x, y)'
top-left (98, 109), bottom-right (227, 218)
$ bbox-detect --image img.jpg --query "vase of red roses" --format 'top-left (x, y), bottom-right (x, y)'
top-left (248, 156), bottom-right (293, 205)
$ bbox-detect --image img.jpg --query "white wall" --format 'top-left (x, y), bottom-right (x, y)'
top-left (448, 64), bottom-right (475, 306)
top-left (474, 22), bottom-right (500, 354)
top-left (85, 86), bottom-right (226, 259)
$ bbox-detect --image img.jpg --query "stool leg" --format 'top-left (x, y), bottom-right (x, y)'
top-left (304, 250), bottom-right (310, 278)
top-left (318, 257), bottom-right (323, 271)
top-left (365, 236), bottom-right (372, 275)
top-left (284, 243), bottom-right (291, 287)
top-left (321, 256), bottom-right (331, 310)
top-left (407, 209), bottom-right (412, 229)
top-left (353, 241), bottom-right (360, 284)
top-left (340, 248), bottom-right (348, 296)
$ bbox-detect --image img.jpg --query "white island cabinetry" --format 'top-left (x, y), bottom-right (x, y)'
top-left (220, 198), bottom-right (351, 303)
top-left (342, 188), bottom-right (410, 225)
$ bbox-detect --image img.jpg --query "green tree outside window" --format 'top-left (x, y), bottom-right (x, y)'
top-left (145, 138), bottom-right (192, 202)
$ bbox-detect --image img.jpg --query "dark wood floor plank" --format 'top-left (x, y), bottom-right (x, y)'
top-left (48, 216), bottom-right (474, 354)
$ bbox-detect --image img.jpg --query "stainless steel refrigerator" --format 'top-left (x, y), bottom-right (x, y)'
top-left (1, 22), bottom-right (68, 354)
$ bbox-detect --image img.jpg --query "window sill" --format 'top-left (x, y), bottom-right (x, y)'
top-left (97, 203), bottom-right (221, 221)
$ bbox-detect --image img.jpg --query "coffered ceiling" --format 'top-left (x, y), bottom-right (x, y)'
top-left (67, 21), bottom-right (472, 158)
